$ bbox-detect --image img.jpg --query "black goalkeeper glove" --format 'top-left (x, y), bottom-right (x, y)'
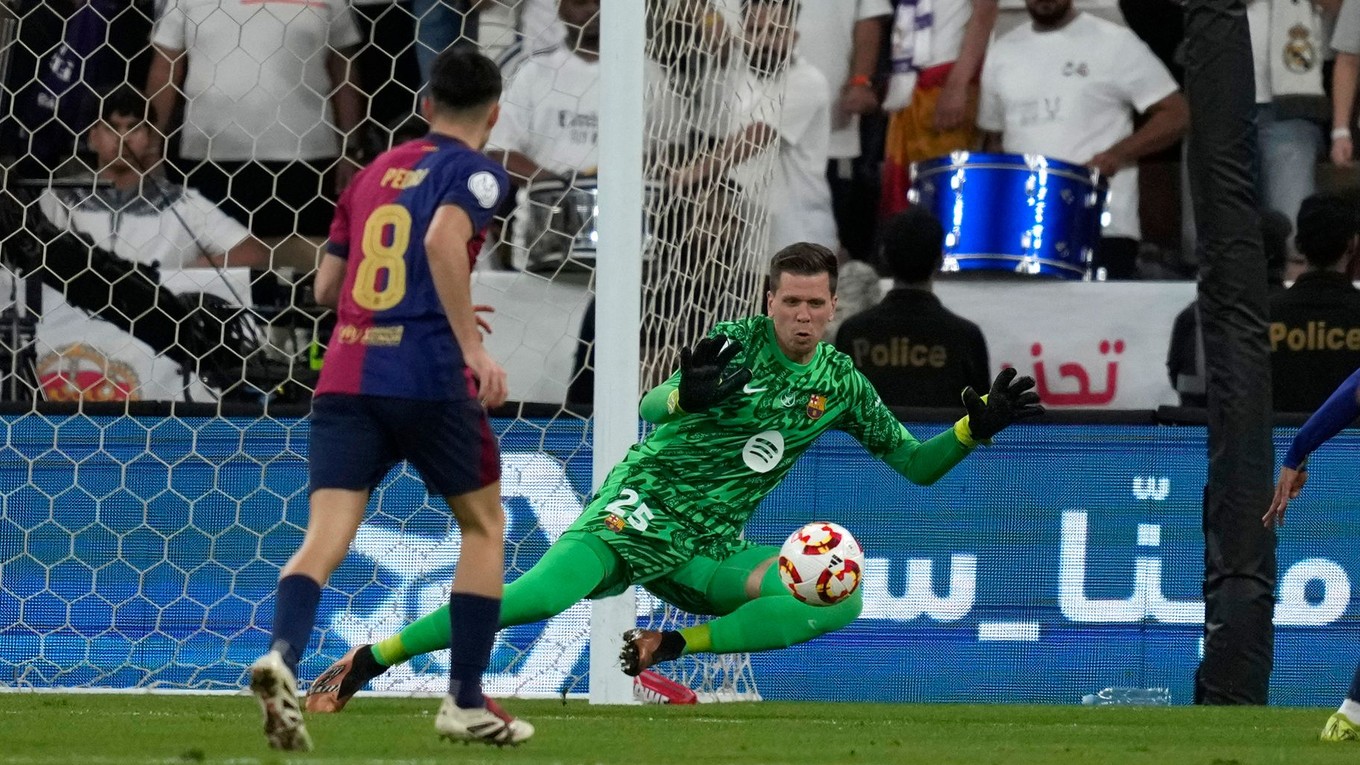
top-left (960, 367), bottom-right (1044, 443)
top-left (677, 335), bottom-right (752, 413)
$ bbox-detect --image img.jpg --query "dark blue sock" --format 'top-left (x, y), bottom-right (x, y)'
top-left (1348, 660), bottom-right (1360, 703)
top-left (448, 592), bottom-right (501, 708)
top-left (270, 574), bottom-right (321, 675)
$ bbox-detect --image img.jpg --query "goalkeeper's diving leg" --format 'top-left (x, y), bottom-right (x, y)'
top-left (618, 545), bottom-right (863, 676)
top-left (306, 531), bottom-right (624, 712)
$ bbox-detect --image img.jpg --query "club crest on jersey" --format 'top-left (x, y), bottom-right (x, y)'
top-left (604, 514), bottom-right (626, 532)
top-left (806, 393), bottom-right (827, 420)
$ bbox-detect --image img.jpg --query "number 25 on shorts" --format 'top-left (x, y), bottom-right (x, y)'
top-left (352, 204), bottom-right (410, 311)
top-left (605, 488), bottom-right (654, 531)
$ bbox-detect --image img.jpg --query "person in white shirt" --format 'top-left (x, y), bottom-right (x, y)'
top-left (145, 0), bottom-right (363, 240)
top-left (489, 0), bottom-right (605, 182)
top-left (1326, 0), bottom-right (1360, 165)
top-left (1247, 0), bottom-right (1330, 227)
top-left (978, 0), bottom-right (1188, 280)
top-left (41, 90), bottom-right (268, 273)
top-left (796, 0), bottom-right (890, 261)
top-left (33, 88), bottom-right (268, 402)
top-left (880, 0), bottom-right (998, 217)
top-left (672, 0), bottom-right (838, 253)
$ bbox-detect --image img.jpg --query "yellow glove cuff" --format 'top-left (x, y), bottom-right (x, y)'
top-left (954, 393), bottom-right (991, 448)
top-left (953, 417), bottom-right (981, 448)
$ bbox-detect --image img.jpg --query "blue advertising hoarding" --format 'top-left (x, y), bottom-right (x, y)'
top-left (0, 413), bottom-right (1355, 705)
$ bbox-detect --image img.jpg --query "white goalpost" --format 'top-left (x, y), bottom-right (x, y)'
top-left (588, 0), bottom-right (643, 706)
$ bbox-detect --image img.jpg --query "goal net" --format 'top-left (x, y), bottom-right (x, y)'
top-left (0, 0), bottom-right (784, 702)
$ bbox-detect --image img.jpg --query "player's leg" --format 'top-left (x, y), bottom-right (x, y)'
top-left (622, 545), bottom-right (862, 675)
top-left (309, 471), bottom-right (655, 713)
top-left (378, 395), bottom-right (531, 744)
top-left (1321, 667), bottom-right (1360, 741)
top-left (253, 395), bottom-right (396, 751)
top-left (432, 477), bottom-right (535, 745)
top-left (306, 530), bottom-right (623, 712)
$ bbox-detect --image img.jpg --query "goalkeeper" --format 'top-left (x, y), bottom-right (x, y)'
top-left (307, 243), bottom-right (1042, 711)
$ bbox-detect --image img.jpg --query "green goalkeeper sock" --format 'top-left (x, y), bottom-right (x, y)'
top-left (691, 562), bottom-right (862, 655)
top-left (371, 533), bottom-right (621, 667)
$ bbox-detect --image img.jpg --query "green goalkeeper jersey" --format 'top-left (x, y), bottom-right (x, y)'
top-left (573, 316), bottom-right (974, 557)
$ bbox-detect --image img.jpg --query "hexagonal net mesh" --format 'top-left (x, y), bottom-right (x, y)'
top-left (0, 0), bottom-right (785, 701)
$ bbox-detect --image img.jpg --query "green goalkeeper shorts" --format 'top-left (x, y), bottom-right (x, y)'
top-left (566, 482), bottom-right (778, 615)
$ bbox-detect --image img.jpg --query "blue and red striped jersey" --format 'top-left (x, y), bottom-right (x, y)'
top-left (316, 133), bottom-right (509, 400)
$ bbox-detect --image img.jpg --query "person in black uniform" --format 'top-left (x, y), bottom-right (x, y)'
top-left (1167, 209), bottom-right (1291, 408)
top-left (1270, 190), bottom-right (1360, 413)
top-left (835, 208), bottom-right (989, 407)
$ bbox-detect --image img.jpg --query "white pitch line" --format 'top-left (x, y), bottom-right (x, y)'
top-left (977, 621), bottom-right (1040, 641)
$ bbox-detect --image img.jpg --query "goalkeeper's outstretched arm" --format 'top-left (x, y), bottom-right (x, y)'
top-left (855, 368), bottom-right (1042, 486)
top-left (878, 426), bottom-right (974, 486)
top-left (640, 379), bottom-right (681, 425)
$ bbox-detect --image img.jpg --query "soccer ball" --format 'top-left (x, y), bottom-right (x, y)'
top-left (777, 521), bottom-right (865, 606)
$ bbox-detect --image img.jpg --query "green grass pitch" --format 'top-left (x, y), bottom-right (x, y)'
top-left (1, 694), bottom-right (1357, 764)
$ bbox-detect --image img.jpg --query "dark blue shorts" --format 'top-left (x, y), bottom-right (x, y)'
top-left (308, 394), bottom-right (500, 497)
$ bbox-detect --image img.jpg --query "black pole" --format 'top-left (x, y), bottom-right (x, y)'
top-left (1184, 0), bottom-right (1276, 704)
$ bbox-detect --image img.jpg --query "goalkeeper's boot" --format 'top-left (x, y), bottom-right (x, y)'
top-left (619, 629), bottom-right (685, 677)
top-left (1322, 713), bottom-right (1360, 742)
top-left (435, 695), bottom-right (534, 746)
top-left (249, 650), bottom-right (313, 752)
top-left (306, 644), bottom-right (388, 713)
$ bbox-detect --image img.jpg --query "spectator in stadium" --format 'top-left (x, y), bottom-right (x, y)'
top-left (879, 0), bottom-right (998, 217)
top-left (490, 0), bottom-right (603, 184)
top-left (0, 0), bottom-right (157, 178)
top-left (145, 0), bottom-right (364, 244)
top-left (977, 0), bottom-right (1188, 281)
top-left (489, 0), bottom-right (683, 228)
top-left (1248, 0), bottom-right (1330, 231)
top-left (1330, 0), bottom-right (1360, 164)
top-left (28, 88), bottom-right (268, 403)
top-left (835, 208), bottom-right (990, 408)
top-left (40, 89), bottom-right (268, 271)
top-left (1269, 191), bottom-right (1360, 413)
top-left (796, 0), bottom-right (891, 262)
top-left (671, 0), bottom-right (838, 253)
top-left (1166, 210), bottom-right (1291, 408)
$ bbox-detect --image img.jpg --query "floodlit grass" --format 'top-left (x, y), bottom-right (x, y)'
top-left (0, 694), bottom-right (1355, 764)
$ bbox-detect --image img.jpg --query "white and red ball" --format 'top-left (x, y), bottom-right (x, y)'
top-left (777, 521), bottom-right (865, 606)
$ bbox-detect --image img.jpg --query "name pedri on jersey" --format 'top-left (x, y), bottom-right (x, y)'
top-left (316, 134), bottom-right (509, 400)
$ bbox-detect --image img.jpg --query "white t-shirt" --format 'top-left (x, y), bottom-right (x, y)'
top-left (729, 56), bottom-right (839, 252)
top-left (38, 185), bottom-right (249, 269)
top-left (920, 0), bottom-right (975, 68)
top-left (977, 13), bottom-right (1179, 240)
top-left (33, 184), bottom-right (252, 401)
top-left (1334, 0), bottom-right (1360, 54)
top-left (520, 0), bottom-right (565, 49)
top-left (796, 0), bottom-right (892, 159)
top-left (490, 47), bottom-right (684, 174)
top-left (152, 0), bottom-right (362, 162)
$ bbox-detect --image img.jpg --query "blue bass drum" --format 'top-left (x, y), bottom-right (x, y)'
top-left (909, 152), bottom-right (1108, 280)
